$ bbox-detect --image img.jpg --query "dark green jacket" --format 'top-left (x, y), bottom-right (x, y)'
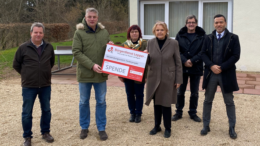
top-left (72, 18), bottom-right (110, 83)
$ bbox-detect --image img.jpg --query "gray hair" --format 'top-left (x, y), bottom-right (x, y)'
top-left (186, 15), bottom-right (198, 24)
top-left (85, 8), bottom-right (98, 16)
top-left (30, 22), bottom-right (45, 33)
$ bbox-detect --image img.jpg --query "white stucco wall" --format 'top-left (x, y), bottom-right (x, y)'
top-left (233, 0), bottom-right (260, 72)
top-left (129, 0), bottom-right (139, 26)
top-left (129, 0), bottom-right (260, 72)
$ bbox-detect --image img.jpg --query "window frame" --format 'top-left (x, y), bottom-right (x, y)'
top-left (140, 0), bottom-right (233, 39)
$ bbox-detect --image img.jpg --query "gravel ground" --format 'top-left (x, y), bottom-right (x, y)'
top-left (1, 78), bottom-right (260, 146)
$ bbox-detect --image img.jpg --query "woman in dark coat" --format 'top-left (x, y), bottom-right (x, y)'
top-left (118, 25), bottom-right (147, 123)
top-left (145, 21), bottom-right (182, 138)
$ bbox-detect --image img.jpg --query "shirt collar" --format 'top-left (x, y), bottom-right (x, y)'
top-left (216, 30), bottom-right (225, 38)
top-left (31, 39), bottom-right (44, 48)
top-left (87, 24), bottom-right (97, 32)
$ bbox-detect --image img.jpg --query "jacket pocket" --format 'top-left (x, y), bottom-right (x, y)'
top-left (78, 67), bottom-right (94, 78)
top-left (102, 73), bottom-right (109, 77)
top-left (168, 67), bottom-right (175, 72)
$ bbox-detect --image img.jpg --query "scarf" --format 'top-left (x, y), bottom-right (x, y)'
top-left (123, 38), bottom-right (144, 50)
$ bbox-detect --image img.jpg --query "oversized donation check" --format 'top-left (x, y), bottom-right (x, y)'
top-left (101, 44), bottom-right (148, 82)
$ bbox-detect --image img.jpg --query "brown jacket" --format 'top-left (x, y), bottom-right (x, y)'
top-left (13, 40), bottom-right (55, 88)
top-left (145, 37), bottom-right (182, 107)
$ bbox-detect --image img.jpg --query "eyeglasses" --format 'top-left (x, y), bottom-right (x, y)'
top-left (186, 22), bottom-right (196, 24)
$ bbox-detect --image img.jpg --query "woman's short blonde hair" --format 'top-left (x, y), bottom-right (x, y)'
top-left (152, 21), bottom-right (169, 37)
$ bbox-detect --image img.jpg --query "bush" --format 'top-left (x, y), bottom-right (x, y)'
top-left (101, 21), bottom-right (128, 35)
top-left (0, 23), bottom-right (70, 50)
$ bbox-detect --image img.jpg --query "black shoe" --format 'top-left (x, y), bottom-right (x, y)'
top-left (129, 114), bottom-right (135, 122)
top-left (172, 114), bottom-right (182, 121)
top-left (200, 126), bottom-right (210, 135)
top-left (80, 129), bottom-right (89, 139)
top-left (190, 115), bottom-right (201, 122)
top-left (229, 126), bottom-right (237, 139)
top-left (99, 131), bottom-right (108, 141)
top-left (164, 129), bottom-right (171, 138)
top-left (42, 132), bottom-right (54, 143)
top-left (149, 127), bottom-right (162, 135)
top-left (23, 137), bottom-right (31, 146)
top-left (135, 115), bottom-right (141, 123)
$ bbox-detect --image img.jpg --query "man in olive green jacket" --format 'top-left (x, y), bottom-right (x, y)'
top-left (72, 8), bottom-right (111, 141)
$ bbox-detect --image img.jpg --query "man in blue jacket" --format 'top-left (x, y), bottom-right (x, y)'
top-left (200, 14), bottom-right (240, 139)
top-left (172, 15), bottom-right (205, 122)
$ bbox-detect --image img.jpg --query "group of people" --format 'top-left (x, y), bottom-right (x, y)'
top-left (13, 7), bottom-right (240, 146)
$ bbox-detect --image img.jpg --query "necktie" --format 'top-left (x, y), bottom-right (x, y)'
top-left (218, 34), bottom-right (221, 40)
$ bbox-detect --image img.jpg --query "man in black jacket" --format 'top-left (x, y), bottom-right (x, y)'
top-left (13, 22), bottom-right (55, 146)
top-left (200, 14), bottom-right (240, 139)
top-left (172, 15), bottom-right (205, 122)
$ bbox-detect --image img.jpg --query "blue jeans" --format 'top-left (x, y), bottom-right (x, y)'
top-left (79, 81), bottom-right (107, 131)
top-left (124, 79), bottom-right (145, 115)
top-left (175, 74), bottom-right (200, 116)
top-left (22, 86), bottom-right (51, 138)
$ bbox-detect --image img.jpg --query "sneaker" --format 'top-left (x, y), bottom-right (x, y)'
top-left (80, 129), bottom-right (89, 139)
top-left (172, 114), bottom-right (182, 121)
top-left (23, 137), bottom-right (31, 146)
top-left (42, 132), bottom-right (54, 143)
top-left (190, 115), bottom-right (201, 122)
top-left (99, 131), bottom-right (108, 141)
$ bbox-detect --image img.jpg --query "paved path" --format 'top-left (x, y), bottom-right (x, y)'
top-left (51, 67), bottom-right (260, 95)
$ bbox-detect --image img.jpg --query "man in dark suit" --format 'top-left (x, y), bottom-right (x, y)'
top-left (200, 14), bottom-right (241, 139)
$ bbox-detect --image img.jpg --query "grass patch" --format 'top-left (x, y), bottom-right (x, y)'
top-left (110, 32), bottom-right (127, 45)
top-left (0, 32), bottom-right (127, 77)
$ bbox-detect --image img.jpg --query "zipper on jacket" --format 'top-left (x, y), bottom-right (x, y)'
top-left (28, 45), bottom-right (41, 88)
top-left (36, 44), bottom-right (47, 88)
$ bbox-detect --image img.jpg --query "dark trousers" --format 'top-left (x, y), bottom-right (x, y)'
top-left (22, 86), bottom-right (52, 138)
top-left (175, 74), bottom-right (200, 116)
top-left (153, 100), bottom-right (172, 131)
top-left (203, 74), bottom-right (236, 127)
top-left (124, 79), bottom-right (145, 115)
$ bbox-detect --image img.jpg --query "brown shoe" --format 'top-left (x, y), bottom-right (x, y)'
top-left (80, 129), bottom-right (89, 139)
top-left (42, 132), bottom-right (54, 143)
top-left (99, 131), bottom-right (108, 141)
top-left (23, 137), bottom-right (31, 146)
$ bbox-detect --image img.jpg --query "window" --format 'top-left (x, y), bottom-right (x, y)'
top-left (140, 0), bottom-right (232, 39)
top-left (144, 4), bottom-right (165, 35)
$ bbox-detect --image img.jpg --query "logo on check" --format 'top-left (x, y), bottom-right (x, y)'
top-left (108, 47), bottom-right (113, 53)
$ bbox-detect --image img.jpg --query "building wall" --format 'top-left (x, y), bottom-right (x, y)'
top-left (129, 0), bottom-right (139, 26)
top-left (233, 0), bottom-right (260, 72)
top-left (129, 0), bottom-right (260, 72)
